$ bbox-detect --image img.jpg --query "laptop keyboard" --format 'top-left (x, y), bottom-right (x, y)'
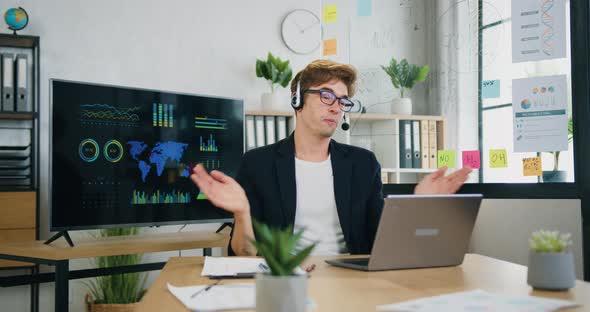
top-left (339, 257), bottom-right (370, 266)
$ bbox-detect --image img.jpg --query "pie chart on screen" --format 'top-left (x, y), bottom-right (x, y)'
top-left (521, 99), bottom-right (532, 110)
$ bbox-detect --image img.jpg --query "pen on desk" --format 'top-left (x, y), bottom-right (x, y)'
top-left (190, 280), bottom-right (221, 298)
top-left (259, 262), bottom-right (270, 272)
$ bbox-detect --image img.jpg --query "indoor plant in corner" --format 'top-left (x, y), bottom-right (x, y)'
top-left (251, 220), bottom-right (316, 312)
top-left (256, 52), bottom-right (293, 111)
top-left (381, 57), bottom-right (429, 115)
top-left (543, 117), bottom-right (573, 182)
top-left (85, 227), bottom-right (147, 312)
top-left (527, 230), bottom-right (575, 290)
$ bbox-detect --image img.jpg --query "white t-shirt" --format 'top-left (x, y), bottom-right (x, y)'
top-left (293, 155), bottom-right (348, 256)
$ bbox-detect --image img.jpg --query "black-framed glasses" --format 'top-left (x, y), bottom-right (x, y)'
top-left (304, 89), bottom-right (355, 112)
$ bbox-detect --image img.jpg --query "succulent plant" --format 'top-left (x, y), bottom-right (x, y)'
top-left (250, 219), bottom-right (316, 276)
top-left (529, 230), bottom-right (572, 253)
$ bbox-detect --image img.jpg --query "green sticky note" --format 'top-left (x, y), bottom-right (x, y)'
top-left (437, 150), bottom-right (456, 168)
top-left (489, 149), bottom-right (508, 168)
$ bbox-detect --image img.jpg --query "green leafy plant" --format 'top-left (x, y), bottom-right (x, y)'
top-left (250, 219), bottom-right (316, 276)
top-left (547, 117), bottom-right (573, 171)
top-left (529, 230), bottom-right (572, 253)
top-left (255, 52), bottom-right (293, 93)
top-left (381, 57), bottom-right (429, 98)
top-left (85, 227), bottom-right (147, 304)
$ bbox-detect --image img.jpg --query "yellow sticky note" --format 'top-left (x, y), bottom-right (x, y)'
top-left (323, 5), bottom-right (338, 23)
top-left (437, 150), bottom-right (456, 168)
top-left (323, 39), bottom-right (337, 56)
top-left (523, 157), bottom-right (542, 176)
top-left (489, 149), bottom-right (508, 168)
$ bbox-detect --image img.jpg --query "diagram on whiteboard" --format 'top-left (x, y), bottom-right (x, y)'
top-left (355, 68), bottom-right (397, 112)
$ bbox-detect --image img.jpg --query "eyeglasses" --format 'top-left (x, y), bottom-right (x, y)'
top-left (304, 89), bottom-right (355, 112)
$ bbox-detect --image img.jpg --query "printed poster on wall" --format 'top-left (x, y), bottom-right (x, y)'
top-left (512, 0), bottom-right (566, 63)
top-left (512, 75), bottom-right (568, 153)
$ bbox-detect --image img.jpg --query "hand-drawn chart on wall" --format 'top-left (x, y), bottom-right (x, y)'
top-left (512, 0), bottom-right (566, 63)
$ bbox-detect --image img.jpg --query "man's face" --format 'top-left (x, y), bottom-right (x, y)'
top-left (297, 79), bottom-right (348, 138)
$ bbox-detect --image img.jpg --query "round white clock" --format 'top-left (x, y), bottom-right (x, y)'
top-left (281, 9), bottom-right (322, 55)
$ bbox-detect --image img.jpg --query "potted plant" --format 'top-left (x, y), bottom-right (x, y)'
top-left (543, 118), bottom-right (574, 182)
top-left (381, 57), bottom-right (429, 115)
top-left (85, 227), bottom-right (147, 312)
top-left (527, 230), bottom-right (575, 290)
top-left (256, 52), bottom-right (293, 111)
top-left (251, 220), bottom-right (316, 312)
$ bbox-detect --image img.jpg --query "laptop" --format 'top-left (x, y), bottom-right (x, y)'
top-left (325, 194), bottom-right (483, 271)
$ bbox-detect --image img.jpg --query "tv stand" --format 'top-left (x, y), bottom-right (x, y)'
top-left (215, 222), bottom-right (233, 233)
top-left (44, 231), bottom-right (74, 247)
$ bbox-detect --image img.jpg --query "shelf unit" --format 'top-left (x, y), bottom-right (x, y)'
top-left (245, 110), bottom-right (446, 184)
top-left (0, 34), bottom-right (40, 269)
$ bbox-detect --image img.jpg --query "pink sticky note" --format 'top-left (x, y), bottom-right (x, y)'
top-left (462, 150), bottom-right (481, 169)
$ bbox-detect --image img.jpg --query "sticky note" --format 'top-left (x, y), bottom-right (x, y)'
top-left (357, 0), bottom-right (372, 16)
top-left (489, 149), bottom-right (508, 168)
top-left (323, 39), bottom-right (337, 56)
top-left (323, 5), bottom-right (338, 23)
top-left (523, 157), bottom-right (542, 176)
top-left (437, 150), bottom-right (456, 168)
top-left (462, 150), bottom-right (481, 169)
top-left (482, 80), bottom-right (500, 98)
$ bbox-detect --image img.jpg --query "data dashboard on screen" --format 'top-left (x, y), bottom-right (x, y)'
top-left (50, 80), bottom-right (243, 230)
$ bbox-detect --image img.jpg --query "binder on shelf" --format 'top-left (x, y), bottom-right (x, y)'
top-left (15, 54), bottom-right (29, 112)
top-left (245, 115), bottom-right (256, 151)
top-left (399, 120), bottom-right (412, 168)
top-left (254, 116), bottom-right (266, 147)
top-left (1, 53), bottom-right (15, 112)
top-left (265, 116), bottom-right (276, 145)
top-left (380, 169), bottom-right (389, 184)
top-left (276, 116), bottom-right (287, 141)
top-left (428, 120), bottom-right (438, 168)
top-left (420, 120), bottom-right (430, 168)
top-left (411, 120), bottom-right (421, 168)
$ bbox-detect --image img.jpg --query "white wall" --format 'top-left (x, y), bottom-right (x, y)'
top-left (1, 0), bottom-right (321, 311)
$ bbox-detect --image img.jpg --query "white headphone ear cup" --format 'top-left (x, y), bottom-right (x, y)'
top-left (291, 80), bottom-right (303, 109)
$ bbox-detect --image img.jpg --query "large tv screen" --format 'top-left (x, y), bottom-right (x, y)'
top-left (50, 80), bottom-right (243, 230)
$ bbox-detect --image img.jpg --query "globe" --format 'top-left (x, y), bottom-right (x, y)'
top-left (4, 7), bottom-right (29, 32)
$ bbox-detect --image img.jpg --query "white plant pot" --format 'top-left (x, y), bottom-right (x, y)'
top-left (391, 97), bottom-right (412, 115)
top-left (527, 251), bottom-right (575, 290)
top-left (256, 273), bottom-right (307, 312)
top-left (261, 92), bottom-right (284, 111)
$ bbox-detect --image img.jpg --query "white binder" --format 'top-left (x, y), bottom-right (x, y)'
top-left (245, 116), bottom-right (256, 151)
top-left (1, 54), bottom-right (14, 112)
top-left (16, 54), bottom-right (29, 112)
top-left (254, 116), bottom-right (266, 147)
top-left (265, 116), bottom-right (276, 145)
top-left (276, 116), bottom-right (287, 141)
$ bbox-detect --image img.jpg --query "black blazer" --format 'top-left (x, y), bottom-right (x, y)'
top-left (229, 134), bottom-right (384, 255)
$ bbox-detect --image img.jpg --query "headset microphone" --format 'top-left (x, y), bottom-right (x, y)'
top-left (341, 113), bottom-right (350, 131)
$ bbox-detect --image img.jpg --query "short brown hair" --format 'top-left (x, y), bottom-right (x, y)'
top-left (290, 60), bottom-right (357, 108)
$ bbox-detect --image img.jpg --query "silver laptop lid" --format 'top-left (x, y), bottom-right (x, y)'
top-left (368, 194), bottom-right (483, 271)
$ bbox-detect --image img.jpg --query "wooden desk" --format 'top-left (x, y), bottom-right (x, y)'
top-left (0, 230), bottom-right (229, 312)
top-left (138, 254), bottom-right (590, 312)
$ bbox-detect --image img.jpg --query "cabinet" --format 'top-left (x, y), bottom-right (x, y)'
top-left (245, 111), bottom-right (445, 184)
top-left (0, 34), bottom-right (40, 268)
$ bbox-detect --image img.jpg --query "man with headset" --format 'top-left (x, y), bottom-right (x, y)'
top-left (191, 60), bottom-right (472, 256)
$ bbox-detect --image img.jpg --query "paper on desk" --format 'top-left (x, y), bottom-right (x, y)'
top-left (167, 283), bottom-right (254, 311)
top-left (201, 256), bottom-right (305, 277)
top-left (376, 289), bottom-right (578, 312)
